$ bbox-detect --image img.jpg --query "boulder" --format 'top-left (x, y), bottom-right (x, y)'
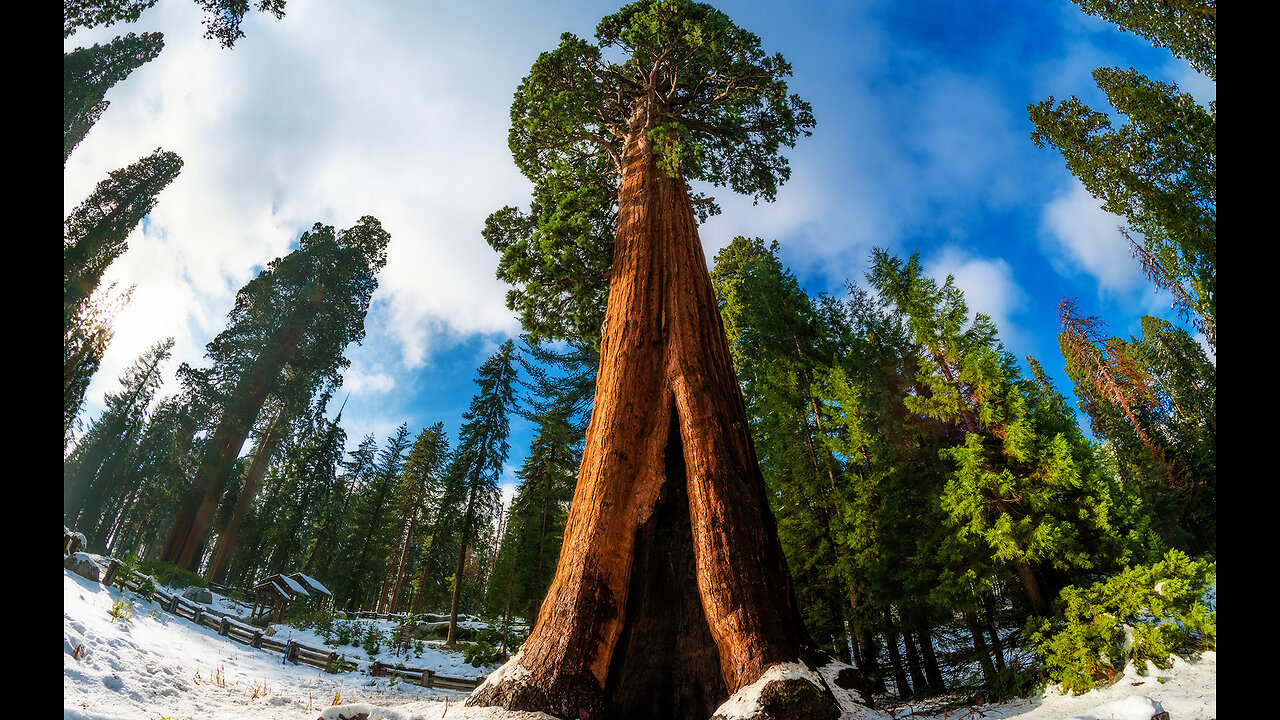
top-left (182, 586), bottom-right (215, 605)
top-left (64, 529), bottom-right (87, 557)
top-left (64, 552), bottom-right (105, 583)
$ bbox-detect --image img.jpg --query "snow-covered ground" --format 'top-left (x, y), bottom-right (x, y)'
top-left (64, 569), bottom-right (1215, 719)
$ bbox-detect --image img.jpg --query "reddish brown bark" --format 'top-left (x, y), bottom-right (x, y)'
top-left (468, 115), bottom-right (835, 719)
top-left (386, 510), bottom-right (418, 614)
top-left (203, 410), bottom-right (285, 585)
top-left (161, 320), bottom-right (307, 570)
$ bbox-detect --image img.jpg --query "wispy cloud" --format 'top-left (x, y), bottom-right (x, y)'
top-left (924, 245), bottom-right (1034, 357)
top-left (1039, 180), bottom-right (1146, 299)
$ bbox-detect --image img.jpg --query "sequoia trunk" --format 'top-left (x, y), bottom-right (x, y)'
top-left (467, 116), bottom-right (837, 719)
top-left (160, 320), bottom-right (307, 570)
top-left (204, 410), bottom-right (285, 585)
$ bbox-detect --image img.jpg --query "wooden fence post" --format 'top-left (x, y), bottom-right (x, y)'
top-left (419, 669), bottom-right (434, 688)
top-left (252, 630), bottom-right (262, 648)
top-left (219, 617), bottom-right (230, 636)
top-left (102, 558), bottom-right (120, 587)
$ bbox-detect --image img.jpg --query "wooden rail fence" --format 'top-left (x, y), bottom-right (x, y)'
top-left (110, 568), bottom-right (483, 689)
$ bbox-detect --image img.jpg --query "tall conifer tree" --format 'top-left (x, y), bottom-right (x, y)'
top-left (63, 32), bottom-right (165, 164)
top-left (1029, 0), bottom-right (1216, 347)
top-left (383, 422), bottom-right (450, 613)
top-left (64, 336), bottom-right (173, 541)
top-left (468, 4), bottom-right (836, 717)
top-left (159, 216), bottom-right (389, 570)
top-left (64, 148), bottom-right (183, 333)
top-left (441, 341), bottom-right (518, 645)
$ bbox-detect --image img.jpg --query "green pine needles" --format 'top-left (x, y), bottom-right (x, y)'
top-left (1026, 549), bottom-right (1215, 694)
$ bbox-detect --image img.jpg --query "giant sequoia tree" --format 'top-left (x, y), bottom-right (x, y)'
top-left (63, 31), bottom-right (165, 165)
top-left (467, 3), bottom-right (837, 719)
top-left (158, 216), bottom-right (389, 570)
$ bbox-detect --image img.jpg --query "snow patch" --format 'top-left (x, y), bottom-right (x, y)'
top-left (472, 651), bottom-right (528, 695)
top-left (711, 662), bottom-right (826, 719)
top-left (1069, 694), bottom-right (1165, 720)
top-left (319, 702), bottom-right (427, 720)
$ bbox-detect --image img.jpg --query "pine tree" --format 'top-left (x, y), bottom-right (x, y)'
top-left (441, 341), bottom-right (518, 645)
top-left (1029, 1), bottom-right (1215, 347)
top-left (868, 250), bottom-right (1114, 621)
top-left (710, 237), bottom-right (859, 665)
top-left (304, 432), bottom-right (377, 598)
top-left (266, 406), bottom-right (348, 576)
top-left (159, 216), bottom-right (389, 570)
top-left (468, 4), bottom-right (833, 717)
top-left (64, 283), bottom-right (133, 450)
top-left (64, 337), bottom-right (173, 542)
top-left (337, 422), bottom-right (412, 609)
top-left (485, 404), bottom-right (578, 634)
top-left (63, 32), bottom-right (165, 164)
top-left (1058, 300), bottom-right (1214, 554)
top-left (102, 392), bottom-right (207, 560)
top-left (64, 148), bottom-right (183, 334)
top-left (382, 422), bottom-right (450, 614)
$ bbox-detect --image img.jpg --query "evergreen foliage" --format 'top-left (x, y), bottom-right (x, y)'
top-left (63, 32), bottom-right (165, 164)
top-left (1029, 1), bottom-right (1215, 348)
top-left (1058, 300), bottom-right (1215, 555)
top-left (339, 422), bottom-right (412, 609)
top-left (63, 148), bottom-right (183, 443)
top-left (64, 0), bottom-right (287, 49)
top-left (484, 404), bottom-right (578, 627)
top-left (435, 342), bottom-right (518, 642)
top-left (64, 337), bottom-right (174, 543)
top-left (58, 0), bottom-right (1215, 702)
top-left (63, 283), bottom-right (134, 450)
top-left (484, 0), bottom-right (814, 348)
top-left (64, 0), bottom-right (161, 40)
top-left (160, 216), bottom-right (389, 570)
top-left (63, 146), bottom-right (183, 330)
top-left (1026, 549), bottom-right (1215, 694)
top-left (380, 422), bottom-right (451, 614)
top-left (706, 240), bottom-right (1192, 700)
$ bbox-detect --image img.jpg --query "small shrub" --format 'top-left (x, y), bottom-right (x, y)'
top-left (461, 640), bottom-right (505, 667)
top-left (361, 623), bottom-right (383, 659)
top-left (139, 559), bottom-right (208, 590)
top-left (115, 554), bottom-right (141, 584)
top-left (1026, 549), bottom-right (1215, 694)
top-left (284, 596), bottom-right (335, 635)
top-left (413, 639), bottom-right (425, 657)
top-left (332, 619), bottom-right (362, 647)
top-left (136, 575), bottom-right (158, 601)
top-left (109, 597), bottom-right (135, 626)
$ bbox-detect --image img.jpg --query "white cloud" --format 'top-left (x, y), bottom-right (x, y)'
top-left (1039, 180), bottom-right (1146, 299)
top-left (924, 245), bottom-right (1033, 354)
top-left (64, 1), bottom-right (546, 427)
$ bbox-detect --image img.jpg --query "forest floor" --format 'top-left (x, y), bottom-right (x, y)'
top-left (63, 569), bottom-right (1216, 719)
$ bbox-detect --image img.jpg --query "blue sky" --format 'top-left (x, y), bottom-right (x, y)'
top-left (64, 0), bottom-right (1214, 501)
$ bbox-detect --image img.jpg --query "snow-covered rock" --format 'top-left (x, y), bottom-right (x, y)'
top-left (710, 661), bottom-right (840, 720)
top-left (182, 586), bottom-right (215, 605)
top-left (64, 551), bottom-right (106, 583)
top-left (1069, 694), bottom-right (1165, 720)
